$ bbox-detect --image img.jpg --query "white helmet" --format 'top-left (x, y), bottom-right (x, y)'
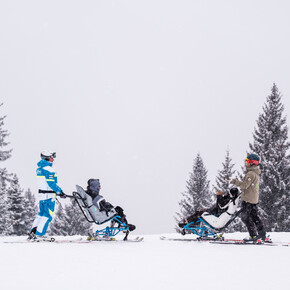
top-left (41, 150), bottom-right (56, 160)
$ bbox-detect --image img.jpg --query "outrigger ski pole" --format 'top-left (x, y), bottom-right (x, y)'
top-left (124, 230), bottom-right (129, 241)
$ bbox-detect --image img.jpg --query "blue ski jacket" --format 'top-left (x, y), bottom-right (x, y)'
top-left (36, 159), bottom-right (63, 201)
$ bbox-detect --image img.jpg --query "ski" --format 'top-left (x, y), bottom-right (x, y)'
top-left (160, 236), bottom-right (222, 242)
top-left (54, 238), bottom-right (84, 243)
top-left (3, 236), bottom-right (144, 244)
top-left (160, 236), bottom-right (199, 242)
top-left (87, 236), bottom-right (144, 243)
top-left (4, 237), bottom-right (56, 243)
top-left (210, 239), bottom-right (289, 247)
top-left (160, 236), bottom-right (290, 246)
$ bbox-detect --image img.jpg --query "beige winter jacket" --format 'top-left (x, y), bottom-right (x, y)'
top-left (231, 166), bottom-right (261, 204)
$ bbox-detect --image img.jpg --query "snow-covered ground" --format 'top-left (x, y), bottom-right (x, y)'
top-left (1, 232), bottom-right (290, 290)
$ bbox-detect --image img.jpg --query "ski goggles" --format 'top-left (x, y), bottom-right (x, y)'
top-left (245, 158), bottom-right (259, 165)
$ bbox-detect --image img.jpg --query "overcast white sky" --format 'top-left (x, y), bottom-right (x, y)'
top-left (1, 0), bottom-right (290, 234)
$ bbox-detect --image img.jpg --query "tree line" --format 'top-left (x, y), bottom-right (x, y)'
top-left (176, 84), bottom-right (290, 232)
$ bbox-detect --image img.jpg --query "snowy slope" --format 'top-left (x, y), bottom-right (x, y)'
top-left (0, 232), bottom-right (290, 290)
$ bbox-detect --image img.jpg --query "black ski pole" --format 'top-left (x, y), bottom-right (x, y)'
top-left (65, 194), bottom-right (76, 199)
top-left (65, 194), bottom-right (82, 200)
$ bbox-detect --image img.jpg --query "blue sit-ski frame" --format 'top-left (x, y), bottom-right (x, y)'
top-left (182, 218), bottom-right (217, 238)
top-left (95, 215), bottom-right (130, 238)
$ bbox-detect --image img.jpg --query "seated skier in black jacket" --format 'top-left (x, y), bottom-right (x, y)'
top-left (178, 188), bottom-right (239, 228)
top-left (86, 178), bottom-right (135, 231)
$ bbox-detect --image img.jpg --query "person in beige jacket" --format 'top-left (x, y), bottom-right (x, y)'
top-left (231, 153), bottom-right (266, 242)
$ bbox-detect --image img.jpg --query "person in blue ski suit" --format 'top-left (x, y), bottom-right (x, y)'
top-left (28, 151), bottom-right (66, 239)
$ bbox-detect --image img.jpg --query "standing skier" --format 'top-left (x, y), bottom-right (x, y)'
top-left (231, 153), bottom-right (266, 242)
top-left (28, 151), bottom-right (66, 240)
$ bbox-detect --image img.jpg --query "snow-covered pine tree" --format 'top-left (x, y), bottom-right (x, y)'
top-left (49, 199), bottom-right (92, 236)
top-left (0, 168), bottom-right (11, 235)
top-left (6, 174), bottom-right (27, 235)
top-left (23, 188), bottom-right (37, 230)
top-left (175, 153), bottom-right (212, 231)
top-left (63, 199), bottom-right (92, 235)
top-left (0, 104), bottom-right (12, 162)
top-left (249, 83), bottom-right (290, 231)
top-left (214, 150), bottom-right (235, 193)
top-left (0, 104), bottom-right (12, 235)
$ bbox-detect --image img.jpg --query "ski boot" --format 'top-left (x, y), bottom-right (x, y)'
top-left (264, 235), bottom-right (272, 243)
top-left (243, 235), bottom-right (259, 244)
top-left (257, 230), bottom-right (270, 243)
top-left (27, 231), bottom-right (37, 241)
top-left (27, 227), bottom-right (38, 241)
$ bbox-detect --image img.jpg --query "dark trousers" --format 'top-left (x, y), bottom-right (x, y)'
top-left (241, 201), bottom-right (265, 238)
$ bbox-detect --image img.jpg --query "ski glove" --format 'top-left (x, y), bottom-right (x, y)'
top-left (99, 200), bottom-right (114, 216)
top-left (59, 190), bottom-right (67, 199)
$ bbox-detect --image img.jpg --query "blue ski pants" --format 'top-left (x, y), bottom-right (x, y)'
top-left (31, 198), bottom-right (55, 236)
